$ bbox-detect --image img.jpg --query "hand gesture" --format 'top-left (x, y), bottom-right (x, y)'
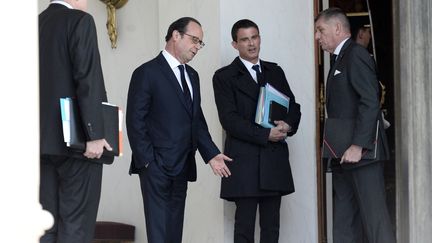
top-left (209, 153), bottom-right (233, 177)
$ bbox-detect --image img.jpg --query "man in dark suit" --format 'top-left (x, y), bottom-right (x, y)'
top-left (126, 17), bottom-right (232, 243)
top-left (39, 0), bottom-right (113, 242)
top-left (212, 19), bottom-right (301, 243)
top-left (315, 8), bottom-right (395, 243)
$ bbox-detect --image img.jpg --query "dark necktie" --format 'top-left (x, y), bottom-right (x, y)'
top-left (252, 64), bottom-right (265, 86)
top-left (178, 65), bottom-right (193, 112)
top-left (330, 54), bottom-right (337, 68)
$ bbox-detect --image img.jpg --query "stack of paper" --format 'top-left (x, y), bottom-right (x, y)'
top-left (255, 83), bottom-right (290, 128)
top-left (59, 97), bottom-right (123, 157)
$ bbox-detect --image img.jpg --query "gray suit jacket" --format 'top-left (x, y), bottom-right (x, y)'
top-left (39, 3), bottom-right (113, 164)
top-left (326, 39), bottom-right (389, 169)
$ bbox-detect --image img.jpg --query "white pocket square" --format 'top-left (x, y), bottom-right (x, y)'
top-left (334, 70), bottom-right (341, 76)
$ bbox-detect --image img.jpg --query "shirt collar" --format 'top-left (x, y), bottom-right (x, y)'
top-left (50, 0), bottom-right (73, 9)
top-left (239, 56), bottom-right (260, 72)
top-left (162, 49), bottom-right (182, 70)
top-left (333, 37), bottom-right (350, 56)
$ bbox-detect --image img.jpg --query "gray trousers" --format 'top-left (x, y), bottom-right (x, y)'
top-left (333, 161), bottom-right (395, 243)
top-left (39, 155), bottom-right (102, 243)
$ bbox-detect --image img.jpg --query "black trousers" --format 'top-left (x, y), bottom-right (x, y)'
top-left (139, 162), bottom-right (188, 243)
top-left (39, 155), bottom-right (103, 243)
top-left (332, 161), bottom-right (395, 243)
top-left (234, 196), bottom-right (282, 243)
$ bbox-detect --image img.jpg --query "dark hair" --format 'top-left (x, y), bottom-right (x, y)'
top-left (315, 7), bottom-right (350, 33)
top-left (231, 19), bottom-right (259, 42)
top-left (165, 17), bottom-right (201, 42)
top-left (352, 26), bottom-right (370, 40)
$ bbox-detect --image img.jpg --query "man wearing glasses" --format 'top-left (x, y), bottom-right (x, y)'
top-left (126, 17), bottom-right (232, 243)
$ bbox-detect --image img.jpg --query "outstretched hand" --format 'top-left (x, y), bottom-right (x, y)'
top-left (209, 153), bottom-right (233, 177)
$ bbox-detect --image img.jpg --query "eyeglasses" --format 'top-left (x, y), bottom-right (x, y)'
top-left (181, 32), bottom-right (205, 48)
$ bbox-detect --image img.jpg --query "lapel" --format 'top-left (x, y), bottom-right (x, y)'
top-left (156, 53), bottom-right (193, 117)
top-left (232, 57), bottom-right (260, 101)
top-left (186, 64), bottom-right (199, 117)
top-left (326, 39), bottom-right (352, 104)
top-left (260, 60), bottom-right (274, 86)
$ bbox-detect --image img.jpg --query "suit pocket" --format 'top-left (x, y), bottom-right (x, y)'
top-left (152, 140), bottom-right (174, 166)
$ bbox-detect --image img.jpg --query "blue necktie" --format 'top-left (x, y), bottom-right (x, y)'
top-left (178, 65), bottom-right (193, 112)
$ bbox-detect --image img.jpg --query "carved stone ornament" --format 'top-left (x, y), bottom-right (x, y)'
top-left (100, 0), bottom-right (128, 48)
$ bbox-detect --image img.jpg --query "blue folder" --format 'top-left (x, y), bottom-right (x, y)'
top-left (255, 83), bottom-right (290, 128)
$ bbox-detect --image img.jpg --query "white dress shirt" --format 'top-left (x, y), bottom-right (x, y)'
top-left (333, 37), bottom-right (350, 57)
top-left (51, 0), bottom-right (73, 9)
top-left (239, 57), bottom-right (261, 83)
top-left (162, 50), bottom-right (193, 99)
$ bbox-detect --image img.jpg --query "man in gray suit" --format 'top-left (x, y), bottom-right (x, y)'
top-left (315, 8), bottom-right (395, 243)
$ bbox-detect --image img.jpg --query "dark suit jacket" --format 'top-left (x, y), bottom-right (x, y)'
top-left (213, 57), bottom-right (301, 200)
top-left (126, 52), bottom-right (220, 181)
top-left (39, 4), bottom-right (113, 164)
top-left (326, 39), bottom-right (389, 169)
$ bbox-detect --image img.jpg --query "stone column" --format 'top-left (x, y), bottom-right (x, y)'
top-left (1, 1), bottom-right (53, 241)
top-left (394, 0), bottom-right (432, 242)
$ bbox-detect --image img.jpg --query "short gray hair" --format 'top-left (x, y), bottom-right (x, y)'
top-left (315, 7), bottom-right (351, 33)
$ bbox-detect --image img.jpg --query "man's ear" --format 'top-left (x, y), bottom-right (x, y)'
top-left (231, 41), bottom-right (238, 50)
top-left (173, 30), bottom-right (181, 41)
top-left (335, 22), bottom-right (342, 36)
top-left (358, 29), bottom-right (365, 39)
